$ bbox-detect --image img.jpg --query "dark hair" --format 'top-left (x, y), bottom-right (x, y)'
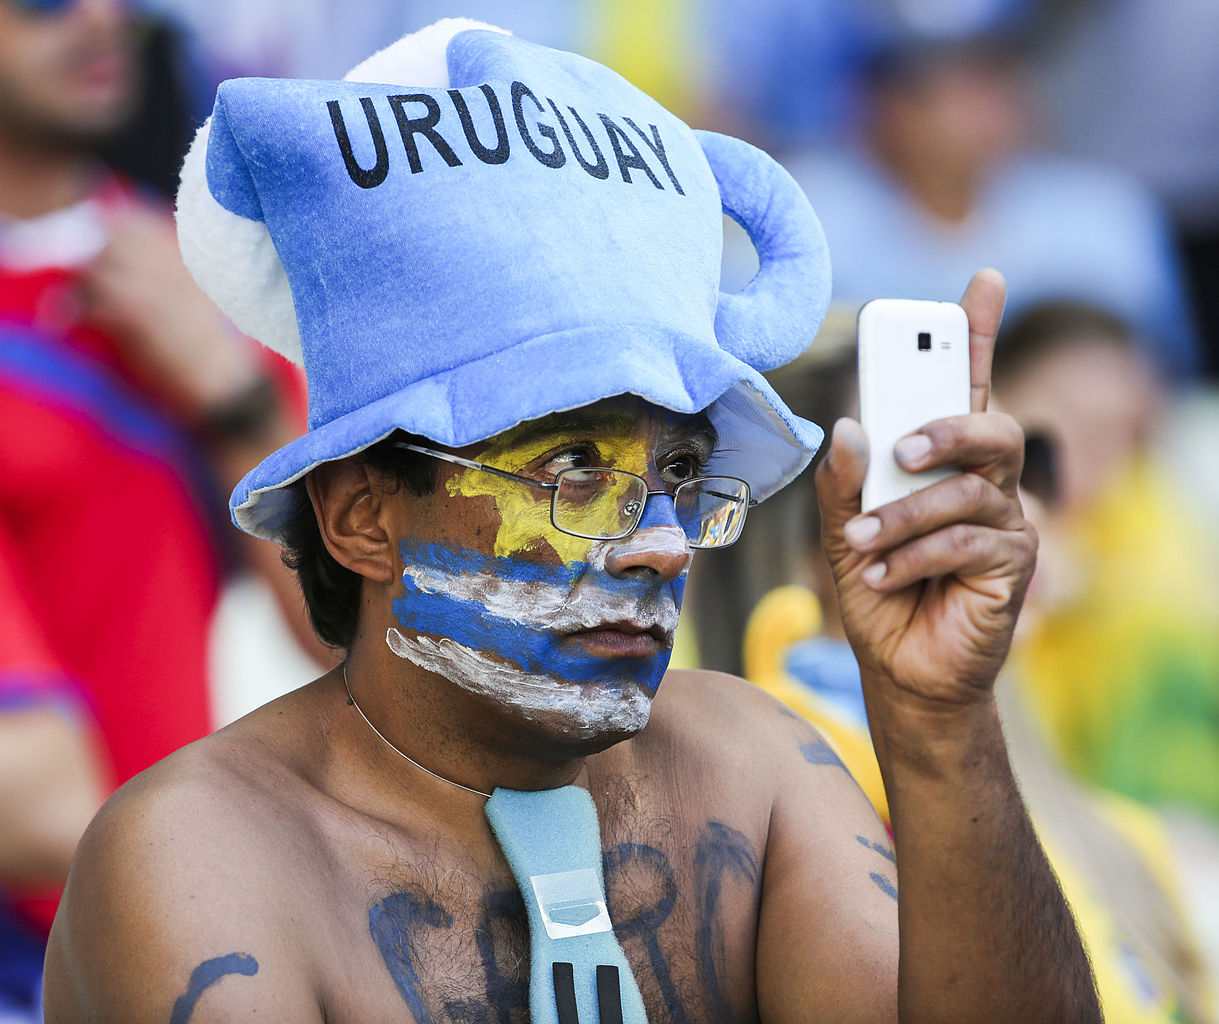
top-left (280, 431), bottom-right (436, 651)
top-left (993, 300), bottom-right (1135, 386)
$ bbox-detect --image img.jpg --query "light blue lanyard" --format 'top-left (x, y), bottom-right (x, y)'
top-left (485, 786), bottom-right (648, 1024)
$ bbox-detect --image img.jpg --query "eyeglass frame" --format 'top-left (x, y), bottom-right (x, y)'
top-left (392, 441), bottom-right (757, 548)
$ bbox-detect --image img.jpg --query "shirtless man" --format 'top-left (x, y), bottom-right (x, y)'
top-left (42, 20), bottom-right (1100, 1023)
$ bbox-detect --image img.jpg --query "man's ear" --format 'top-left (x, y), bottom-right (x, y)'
top-left (305, 459), bottom-right (397, 584)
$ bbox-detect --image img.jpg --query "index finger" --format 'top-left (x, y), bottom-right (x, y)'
top-left (958, 268), bottom-right (1007, 413)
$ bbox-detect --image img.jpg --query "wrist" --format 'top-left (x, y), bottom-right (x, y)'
top-left (861, 681), bottom-right (1005, 784)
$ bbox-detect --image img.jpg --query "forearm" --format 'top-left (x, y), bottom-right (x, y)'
top-left (869, 691), bottom-right (1100, 1023)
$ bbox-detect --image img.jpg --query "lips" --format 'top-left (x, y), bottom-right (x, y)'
top-left (562, 620), bottom-right (671, 658)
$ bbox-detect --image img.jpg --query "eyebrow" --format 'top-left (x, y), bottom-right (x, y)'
top-left (486, 408), bottom-right (720, 463)
top-left (661, 413), bottom-right (718, 461)
top-left (497, 411), bottom-right (641, 452)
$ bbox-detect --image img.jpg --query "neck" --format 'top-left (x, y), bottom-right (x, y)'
top-left (341, 648), bottom-right (591, 800)
top-left (0, 128), bottom-right (98, 220)
top-left (904, 167), bottom-right (977, 224)
top-left (872, 135), bottom-right (982, 225)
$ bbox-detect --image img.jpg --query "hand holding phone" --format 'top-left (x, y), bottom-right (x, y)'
top-left (857, 298), bottom-right (971, 512)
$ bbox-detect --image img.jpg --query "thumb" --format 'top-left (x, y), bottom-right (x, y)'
top-left (814, 417), bottom-right (869, 568)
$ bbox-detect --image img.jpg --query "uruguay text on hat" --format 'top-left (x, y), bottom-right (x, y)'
top-left (176, 18), bottom-right (832, 542)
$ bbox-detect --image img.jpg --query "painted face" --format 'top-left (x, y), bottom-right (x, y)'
top-left (386, 399), bottom-right (712, 741)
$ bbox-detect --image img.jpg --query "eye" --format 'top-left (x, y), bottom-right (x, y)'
top-left (535, 444), bottom-right (600, 480)
top-left (660, 450), bottom-right (704, 486)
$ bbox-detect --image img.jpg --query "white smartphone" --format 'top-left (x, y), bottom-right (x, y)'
top-left (858, 298), bottom-right (971, 512)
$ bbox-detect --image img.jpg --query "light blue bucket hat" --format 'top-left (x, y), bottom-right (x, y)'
top-left (176, 19), bottom-right (831, 543)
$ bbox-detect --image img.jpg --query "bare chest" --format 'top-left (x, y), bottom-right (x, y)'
top-left (321, 815), bottom-right (764, 1024)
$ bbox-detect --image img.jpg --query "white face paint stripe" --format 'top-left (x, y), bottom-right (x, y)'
top-left (399, 524), bottom-right (688, 638)
top-left (400, 562), bottom-right (682, 636)
top-left (386, 627), bottom-right (653, 739)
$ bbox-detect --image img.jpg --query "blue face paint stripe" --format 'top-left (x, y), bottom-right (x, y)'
top-left (393, 589), bottom-right (665, 685)
top-left (636, 490), bottom-right (680, 531)
top-left (395, 538), bottom-right (682, 694)
top-left (399, 532), bottom-right (689, 593)
top-left (392, 590), bottom-right (670, 693)
top-left (399, 538), bottom-right (586, 589)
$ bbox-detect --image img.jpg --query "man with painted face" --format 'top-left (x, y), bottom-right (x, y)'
top-left (44, 19), bottom-right (1100, 1024)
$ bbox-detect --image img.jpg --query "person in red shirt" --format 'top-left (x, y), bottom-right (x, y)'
top-left (0, 0), bottom-right (321, 1014)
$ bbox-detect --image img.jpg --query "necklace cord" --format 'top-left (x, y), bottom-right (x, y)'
top-left (341, 664), bottom-right (492, 799)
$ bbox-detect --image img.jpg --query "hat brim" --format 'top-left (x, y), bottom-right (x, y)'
top-left (233, 325), bottom-right (822, 542)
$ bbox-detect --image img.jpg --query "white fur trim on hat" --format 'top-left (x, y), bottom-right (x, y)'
top-left (174, 18), bottom-right (510, 366)
top-left (176, 118), bottom-right (303, 362)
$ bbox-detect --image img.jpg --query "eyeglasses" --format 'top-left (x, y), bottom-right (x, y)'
top-left (395, 442), bottom-right (757, 549)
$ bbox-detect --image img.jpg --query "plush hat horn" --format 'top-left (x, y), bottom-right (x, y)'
top-left (177, 19), bottom-right (831, 542)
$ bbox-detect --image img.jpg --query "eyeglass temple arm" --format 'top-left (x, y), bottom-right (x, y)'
top-left (684, 485), bottom-right (758, 507)
top-left (394, 442), bottom-right (558, 491)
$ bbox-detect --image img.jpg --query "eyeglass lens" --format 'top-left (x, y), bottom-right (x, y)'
top-left (674, 478), bottom-right (750, 547)
top-left (553, 469), bottom-right (645, 540)
top-left (552, 470), bottom-right (749, 547)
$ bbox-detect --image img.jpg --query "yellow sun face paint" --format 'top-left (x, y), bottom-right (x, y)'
top-left (445, 418), bottom-right (653, 562)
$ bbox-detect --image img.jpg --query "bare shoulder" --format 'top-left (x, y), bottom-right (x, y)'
top-left (647, 667), bottom-right (856, 779)
top-left (649, 666), bottom-right (796, 740)
top-left (44, 703), bottom-right (327, 1023)
top-left (638, 668), bottom-right (883, 834)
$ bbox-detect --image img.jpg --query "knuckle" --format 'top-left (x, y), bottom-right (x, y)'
top-left (927, 417), bottom-right (964, 449)
top-left (946, 523), bottom-right (980, 558)
top-left (989, 410), bottom-right (1023, 443)
top-left (1017, 523), bottom-right (1039, 562)
top-left (960, 471), bottom-right (992, 509)
top-left (885, 495), bottom-right (920, 533)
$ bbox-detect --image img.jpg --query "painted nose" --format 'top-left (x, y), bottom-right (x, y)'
top-left (603, 494), bottom-right (692, 583)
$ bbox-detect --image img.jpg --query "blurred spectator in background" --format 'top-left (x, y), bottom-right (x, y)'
top-left (780, 11), bottom-right (1199, 381)
top-left (698, 0), bottom-right (882, 152)
top-left (700, 0), bottom-right (1047, 153)
top-left (1035, 0), bottom-right (1219, 381)
top-left (991, 303), bottom-right (1219, 823)
top-left (990, 300), bottom-right (1219, 1004)
top-left (0, 0), bottom-right (323, 1016)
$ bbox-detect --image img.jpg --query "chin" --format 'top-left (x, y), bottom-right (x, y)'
top-left (533, 684), bottom-right (654, 745)
top-left (474, 670), bottom-right (657, 756)
top-left (387, 626), bottom-right (660, 755)
top-left (502, 699), bottom-right (652, 762)
top-left (40, 97), bottom-right (135, 149)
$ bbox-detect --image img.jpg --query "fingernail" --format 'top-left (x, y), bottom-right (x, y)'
top-left (833, 417), bottom-right (868, 460)
top-left (862, 562), bottom-right (887, 587)
top-left (844, 516), bottom-right (881, 548)
top-left (894, 434), bottom-right (932, 467)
